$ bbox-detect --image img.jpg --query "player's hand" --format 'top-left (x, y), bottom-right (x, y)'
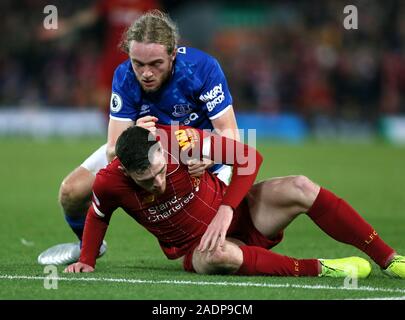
top-left (136, 116), bottom-right (158, 133)
top-left (197, 205), bottom-right (233, 252)
top-left (187, 158), bottom-right (214, 177)
top-left (63, 262), bottom-right (94, 273)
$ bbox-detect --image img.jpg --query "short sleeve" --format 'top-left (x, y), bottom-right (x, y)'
top-left (109, 64), bottom-right (138, 121)
top-left (198, 58), bottom-right (233, 120)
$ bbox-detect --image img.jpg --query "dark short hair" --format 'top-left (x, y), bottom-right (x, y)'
top-left (115, 126), bottom-right (158, 173)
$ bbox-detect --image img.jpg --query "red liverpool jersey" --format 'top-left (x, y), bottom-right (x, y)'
top-left (80, 125), bottom-right (262, 267)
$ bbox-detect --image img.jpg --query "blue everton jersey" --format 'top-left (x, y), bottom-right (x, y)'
top-left (109, 47), bottom-right (233, 131)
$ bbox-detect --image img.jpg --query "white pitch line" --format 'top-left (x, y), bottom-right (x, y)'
top-left (355, 296), bottom-right (405, 300)
top-left (1, 274), bottom-right (405, 295)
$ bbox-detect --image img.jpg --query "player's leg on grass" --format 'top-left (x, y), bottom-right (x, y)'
top-left (192, 238), bottom-right (321, 277)
top-left (37, 145), bottom-right (108, 265)
top-left (59, 166), bottom-right (94, 239)
top-left (191, 238), bottom-right (370, 278)
top-left (192, 238), bottom-right (244, 275)
top-left (248, 175), bottom-right (403, 278)
top-left (60, 144), bottom-right (108, 240)
top-left (189, 176), bottom-right (371, 277)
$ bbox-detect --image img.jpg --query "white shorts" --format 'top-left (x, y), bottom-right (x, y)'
top-left (80, 144), bottom-right (108, 176)
top-left (80, 144), bottom-right (233, 185)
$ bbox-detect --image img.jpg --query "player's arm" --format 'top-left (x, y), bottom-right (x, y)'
top-left (106, 119), bottom-right (134, 162)
top-left (177, 127), bottom-right (262, 209)
top-left (214, 136), bottom-right (262, 210)
top-left (64, 176), bottom-right (116, 272)
top-left (63, 204), bottom-right (108, 273)
top-left (202, 56), bottom-right (237, 141)
top-left (211, 107), bottom-right (240, 142)
top-left (188, 107), bottom-right (240, 176)
top-left (188, 56), bottom-right (239, 177)
top-left (175, 126), bottom-right (262, 251)
top-left (194, 131), bottom-right (263, 252)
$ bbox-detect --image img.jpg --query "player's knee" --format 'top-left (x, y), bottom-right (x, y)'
top-left (291, 175), bottom-right (316, 193)
top-left (58, 177), bottom-right (89, 210)
top-left (59, 179), bottom-right (77, 208)
top-left (205, 249), bottom-right (229, 267)
top-left (202, 245), bottom-right (241, 275)
top-left (291, 175), bottom-right (319, 205)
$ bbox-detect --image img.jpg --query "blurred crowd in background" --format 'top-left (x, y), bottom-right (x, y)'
top-left (0, 0), bottom-right (404, 126)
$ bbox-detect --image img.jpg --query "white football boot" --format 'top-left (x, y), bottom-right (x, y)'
top-left (37, 240), bottom-right (107, 265)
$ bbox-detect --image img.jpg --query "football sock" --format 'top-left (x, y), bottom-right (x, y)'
top-left (64, 215), bottom-right (86, 241)
top-left (236, 245), bottom-right (320, 276)
top-left (307, 188), bottom-right (395, 268)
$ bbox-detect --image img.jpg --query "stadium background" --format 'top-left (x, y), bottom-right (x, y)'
top-left (1, 0), bottom-right (405, 300)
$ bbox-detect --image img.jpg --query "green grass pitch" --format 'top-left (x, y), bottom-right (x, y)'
top-left (0, 137), bottom-right (404, 300)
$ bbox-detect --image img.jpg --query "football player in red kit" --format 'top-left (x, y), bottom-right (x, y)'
top-left (65, 125), bottom-right (405, 279)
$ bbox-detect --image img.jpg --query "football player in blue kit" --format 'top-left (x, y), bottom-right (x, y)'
top-left (38, 10), bottom-right (240, 265)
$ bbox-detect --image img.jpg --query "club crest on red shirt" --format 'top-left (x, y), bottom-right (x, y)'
top-left (141, 194), bottom-right (155, 205)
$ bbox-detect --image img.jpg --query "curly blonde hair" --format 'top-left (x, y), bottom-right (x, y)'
top-left (120, 9), bottom-right (179, 55)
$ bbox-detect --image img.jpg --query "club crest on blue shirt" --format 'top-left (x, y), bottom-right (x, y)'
top-left (172, 104), bottom-right (192, 117)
